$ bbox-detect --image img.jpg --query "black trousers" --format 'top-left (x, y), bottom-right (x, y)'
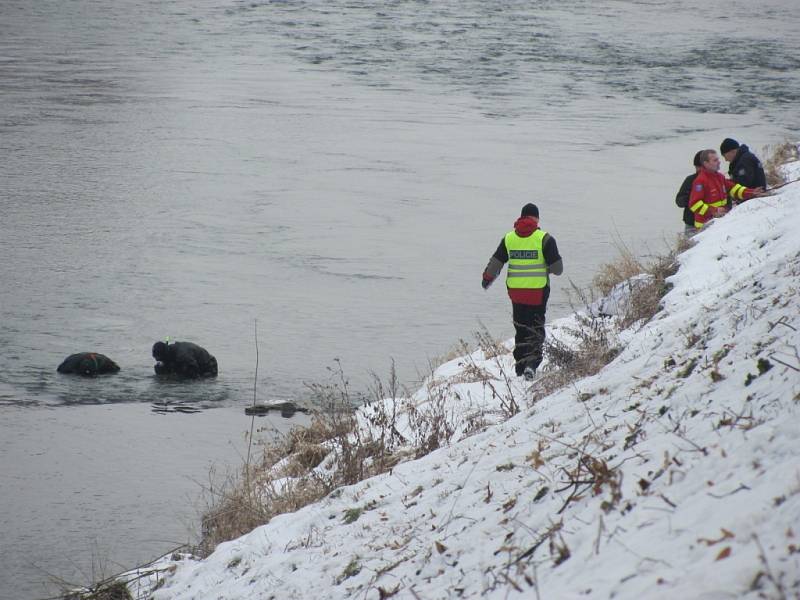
top-left (511, 303), bottom-right (546, 375)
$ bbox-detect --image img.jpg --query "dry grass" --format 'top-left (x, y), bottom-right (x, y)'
top-left (197, 361), bottom-right (462, 555)
top-left (62, 581), bottom-right (133, 600)
top-left (675, 233), bottom-right (696, 254)
top-left (590, 238), bottom-right (680, 329)
top-left (537, 313), bottom-right (621, 396)
top-left (763, 141), bottom-right (799, 187)
top-left (429, 340), bottom-right (470, 371)
top-left (535, 238), bottom-right (683, 397)
top-left (618, 250), bottom-right (679, 329)
top-left (592, 246), bottom-right (643, 297)
top-left (198, 408), bottom-right (362, 557)
top-left (429, 327), bottom-right (506, 371)
top-left (474, 325), bottom-right (509, 359)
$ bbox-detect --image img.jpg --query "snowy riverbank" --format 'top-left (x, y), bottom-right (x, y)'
top-left (126, 165), bottom-right (799, 599)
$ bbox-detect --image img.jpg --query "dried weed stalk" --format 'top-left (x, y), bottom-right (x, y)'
top-left (763, 141), bottom-right (799, 187)
top-left (537, 239), bottom-right (682, 397)
top-left (537, 311), bottom-right (621, 397)
top-left (592, 246), bottom-right (644, 297)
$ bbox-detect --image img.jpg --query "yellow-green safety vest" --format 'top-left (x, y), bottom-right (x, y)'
top-left (504, 229), bottom-right (548, 289)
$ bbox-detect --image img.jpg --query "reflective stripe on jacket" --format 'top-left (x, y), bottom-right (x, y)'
top-left (688, 169), bottom-right (751, 229)
top-left (504, 229), bottom-right (548, 289)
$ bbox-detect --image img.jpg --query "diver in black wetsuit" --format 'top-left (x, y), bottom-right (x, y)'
top-left (57, 352), bottom-right (120, 377)
top-left (152, 341), bottom-right (218, 378)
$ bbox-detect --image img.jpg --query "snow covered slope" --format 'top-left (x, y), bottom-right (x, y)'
top-left (141, 176), bottom-right (800, 600)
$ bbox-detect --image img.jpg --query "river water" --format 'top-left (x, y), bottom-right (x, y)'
top-left (1, 0), bottom-right (798, 597)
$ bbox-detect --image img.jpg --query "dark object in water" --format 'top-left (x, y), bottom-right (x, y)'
top-left (245, 402), bottom-right (311, 418)
top-left (152, 340), bottom-right (218, 378)
top-left (151, 402), bottom-right (203, 415)
top-left (57, 353), bottom-right (120, 377)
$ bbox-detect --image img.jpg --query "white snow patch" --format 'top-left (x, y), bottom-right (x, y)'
top-left (779, 156), bottom-right (800, 182)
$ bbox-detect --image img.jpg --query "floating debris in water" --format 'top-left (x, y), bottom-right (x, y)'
top-left (244, 402), bottom-right (311, 418)
top-left (151, 402), bottom-right (202, 414)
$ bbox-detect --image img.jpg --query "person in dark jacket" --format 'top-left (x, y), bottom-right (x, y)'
top-left (482, 203), bottom-right (563, 380)
top-left (720, 138), bottom-right (767, 190)
top-left (152, 340), bottom-right (218, 378)
top-left (675, 151), bottom-right (704, 232)
top-left (57, 352), bottom-right (120, 377)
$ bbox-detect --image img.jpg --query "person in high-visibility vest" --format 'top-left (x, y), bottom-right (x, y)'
top-left (482, 203), bottom-right (563, 380)
top-left (688, 149), bottom-right (764, 230)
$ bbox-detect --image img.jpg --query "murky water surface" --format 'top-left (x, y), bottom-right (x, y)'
top-left (1, 0), bottom-right (798, 597)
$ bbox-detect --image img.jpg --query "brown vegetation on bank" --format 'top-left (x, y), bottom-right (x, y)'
top-left (764, 141), bottom-right (799, 187)
top-left (534, 236), bottom-right (686, 397)
top-left (199, 363), bottom-right (452, 555)
top-left (63, 582), bottom-right (132, 600)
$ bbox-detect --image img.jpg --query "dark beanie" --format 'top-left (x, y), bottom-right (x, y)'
top-left (692, 150), bottom-right (703, 168)
top-left (720, 138), bottom-right (739, 155)
top-left (520, 203), bottom-right (539, 218)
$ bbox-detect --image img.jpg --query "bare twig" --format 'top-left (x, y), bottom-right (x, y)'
top-left (658, 494), bottom-right (677, 509)
top-left (245, 320), bottom-right (260, 485)
top-left (767, 316), bottom-right (796, 332)
top-left (768, 354), bottom-right (800, 372)
top-left (594, 514), bottom-right (605, 555)
top-left (512, 521), bottom-right (563, 565)
top-left (752, 533), bottom-right (788, 599)
top-left (707, 484), bottom-right (751, 499)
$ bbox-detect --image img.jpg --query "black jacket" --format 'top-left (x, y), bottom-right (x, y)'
top-left (675, 172), bottom-right (697, 226)
top-left (154, 342), bottom-right (218, 378)
top-left (728, 145), bottom-right (766, 189)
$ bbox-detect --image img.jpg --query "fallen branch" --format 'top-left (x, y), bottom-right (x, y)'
top-left (768, 354), bottom-right (800, 372)
top-left (767, 316), bottom-right (796, 332)
top-left (707, 484), bottom-right (751, 499)
top-left (658, 494), bottom-right (677, 509)
top-left (512, 522), bottom-right (563, 565)
top-left (751, 533), bottom-right (788, 599)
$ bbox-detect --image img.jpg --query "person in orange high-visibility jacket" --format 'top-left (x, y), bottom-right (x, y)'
top-left (482, 203), bottom-right (563, 380)
top-left (688, 149), bottom-right (764, 229)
